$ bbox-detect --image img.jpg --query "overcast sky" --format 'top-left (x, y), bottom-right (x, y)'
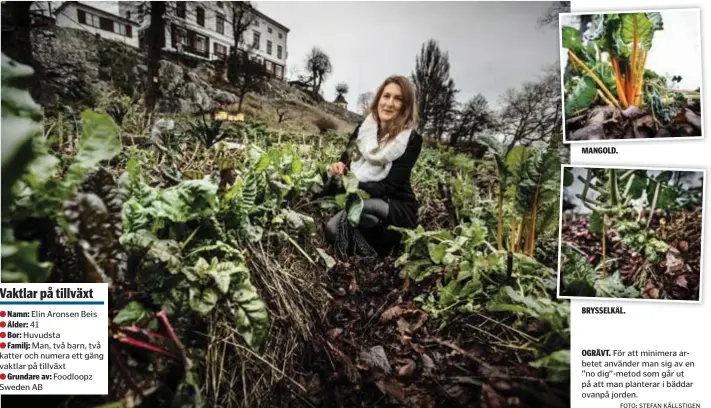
top-left (257, 1), bottom-right (562, 112)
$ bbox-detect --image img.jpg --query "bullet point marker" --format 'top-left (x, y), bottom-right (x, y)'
top-left (0, 322), bottom-right (5, 328)
top-left (0, 311), bottom-right (6, 317)
top-left (0, 373), bottom-right (5, 380)
top-left (0, 343), bottom-right (5, 349)
top-left (0, 333), bottom-right (5, 338)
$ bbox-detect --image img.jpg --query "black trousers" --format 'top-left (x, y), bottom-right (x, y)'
top-left (325, 198), bottom-right (390, 244)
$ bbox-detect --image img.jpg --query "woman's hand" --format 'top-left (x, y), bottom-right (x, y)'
top-left (328, 162), bottom-right (347, 176)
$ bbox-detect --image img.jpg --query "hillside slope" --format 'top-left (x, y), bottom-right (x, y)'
top-left (31, 26), bottom-right (361, 134)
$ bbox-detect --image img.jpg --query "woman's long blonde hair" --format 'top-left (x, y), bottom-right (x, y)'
top-left (368, 75), bottom-right (419, 143)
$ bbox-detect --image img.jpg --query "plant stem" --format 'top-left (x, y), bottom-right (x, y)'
top-left (527, 185), bottom-right (540, 256)
top-left (567, 50), bottom-right (622, 110)
top-left (629, 14), bottom-right (639, 106)
top-left (497, 188), bottom-right (503, 251)
top-left (647, 181), bottom-right (661, 228)
top-left (610, 57), bottom-right (629, 108)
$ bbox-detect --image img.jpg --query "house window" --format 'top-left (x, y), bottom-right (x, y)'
top-left (214, 43), bottom-right (227, 58)
top-left (196, 7), bottom-right (205, 26)
top-left (117, 23), bottom-right (130, 36)
top-left (176, 2), bottom-right (186, 18)
top-left (126, 11), bottom-right (131, 19)
top-left (253, 19), bottom-right (259, 27)
top-left (89, 14), bottom-right (100, 27)
top-left (216, 14), bottom-right (224, 34)
top-left (277, 45), bottom-right (282, 59)
top-left (266, 40), bottom-right (272, 55)
top-left (266, 60), bottom-right (273, 72)
top-left (268, 27), bottom-right (272, 34)
top-left (253, 31), bottom-right (260, 49)
top-left (278, 32), bottom-right (283, 39)
top-left (178, 28), bottom-right (187, 46)
top-left (276, 65), bottom-right (283, 78)
top-left (196, 35), bottom-right (208, 53)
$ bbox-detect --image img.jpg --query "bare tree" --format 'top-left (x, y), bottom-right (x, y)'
top-left (537, 1), bottom-right (570, 28)
top-left (335, 82), bottom-right (349, 98)
top-left (275, 105), bottom-right (293, 123)
top-left (230, 2), bottom-right (257, 55)
top-left (450, 93), bottom-right (494, 146)
top-left (223, 3), bottom-right (271, 113)
top-left (356, 91), bottom-right (373, 115)
top-left (304, 47), bottom-right (332, 97)
top-left (498, 64), bottom-right (562, 151)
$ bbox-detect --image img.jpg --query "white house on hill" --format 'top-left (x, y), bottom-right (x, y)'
top-left (117, 1), bottom-right (289, 80)
top-left (42, 2), bottom-right (140, 48)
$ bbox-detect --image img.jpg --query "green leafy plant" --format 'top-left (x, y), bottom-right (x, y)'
top-left (563, 13), bottom-right (664, 112)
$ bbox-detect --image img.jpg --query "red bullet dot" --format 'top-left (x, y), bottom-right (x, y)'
top-left (0, 322), bottom-right (5, 328)
top-left (0, 343), bottom-right (5, 349)
top-left (0, 311), bottom-right (5, 317)
top-left (0, 374), bottom-right (5, 380)
top-left (0, 333), bottom-right (5, 338)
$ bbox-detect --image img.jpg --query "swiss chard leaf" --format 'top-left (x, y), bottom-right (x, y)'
top-left (231, 280), bottom-right (269, 350)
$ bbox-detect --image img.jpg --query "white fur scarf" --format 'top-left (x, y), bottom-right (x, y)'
top-left (349, 114), bottom-right (413, 182)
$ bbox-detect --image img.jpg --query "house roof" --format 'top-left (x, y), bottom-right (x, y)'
top-left (249, 4), bottom-right (290, 33)
top-left (334, 94), bottom-right (347, 104)
top-left (55, 1), bottom-right (139, 26)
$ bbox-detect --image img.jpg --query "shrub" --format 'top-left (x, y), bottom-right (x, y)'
top-left (314, 116), bottom-right (338, 134)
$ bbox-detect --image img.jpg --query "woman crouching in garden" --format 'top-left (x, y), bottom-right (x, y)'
top-left (323, 75), bottom-right (423, 258)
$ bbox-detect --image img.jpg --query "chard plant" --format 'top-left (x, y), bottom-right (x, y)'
top-left (563, 12), bottom-right (665, 113)
top-left (481, 136), bottom-right (561, 257)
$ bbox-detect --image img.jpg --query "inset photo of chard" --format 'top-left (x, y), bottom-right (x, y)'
top-left (560, 9), bottom-right (703, 142)
top-left (558, 166), bottom-right (704, 301)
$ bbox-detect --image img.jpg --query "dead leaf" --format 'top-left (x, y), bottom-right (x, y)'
top-left (358, 346), bottom-right (391, 374)
top-left (381, 305), bottom-right (406, 322)
top-left (348, 276), bottom-right (357, 294)
top-left (397, 359), bottom-right (416, 378)
top-left (327, 328), bottom-right (343, 340)
top-left (480, 383), bottom-right (507, 408)
top-left (375, 378), bottom-right (406, 404)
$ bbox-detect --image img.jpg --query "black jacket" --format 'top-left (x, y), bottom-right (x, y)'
top-left (338, 122), bottom-right (423, 229)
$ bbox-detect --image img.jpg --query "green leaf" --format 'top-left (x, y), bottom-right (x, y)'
top-left (113, 301), bottom-right (150, 326)
top-left (563, 168), bottom-right (574, 187)
top-left (594, 271), bottom-right (639, 298)
top-left (530, 350), bottom-right (570, 382)
top-left (561, 26), bottom-right (582, 51)
top-left (1, 231), bottom-right (53, 283)
top-left (68, 110), bottom-right (122, 178)
top-left (616, 13), bottom-right (664, 57)
top-left (255, 153), bottom-right (271, 174)
top-left (346, 194), bottom-right (364, 226)
top-left (335, 193), bottom-right (347, 208)
top-left (589, 212), bottom-right (603, 235)
top-left (1, 54), bottom-right (44, 215)
top-left (565, 75), bottom-right (597, 117)
top-left (428, 242), bottom-right (446, 264)
top-left (120, 230), bottom-right (182, 274)
top-left (189, 287), bottom-right (220, 314)
top-left (152, 179), bottom-right (219, 223)
top-left (291, 155), bottom-right (302, 174)
top-left (231, 280), bottom-right (269, 350)
top-left (342, 172), bottom-right (360, 193)
top-left (316, 248), bottom-right (336, 269)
